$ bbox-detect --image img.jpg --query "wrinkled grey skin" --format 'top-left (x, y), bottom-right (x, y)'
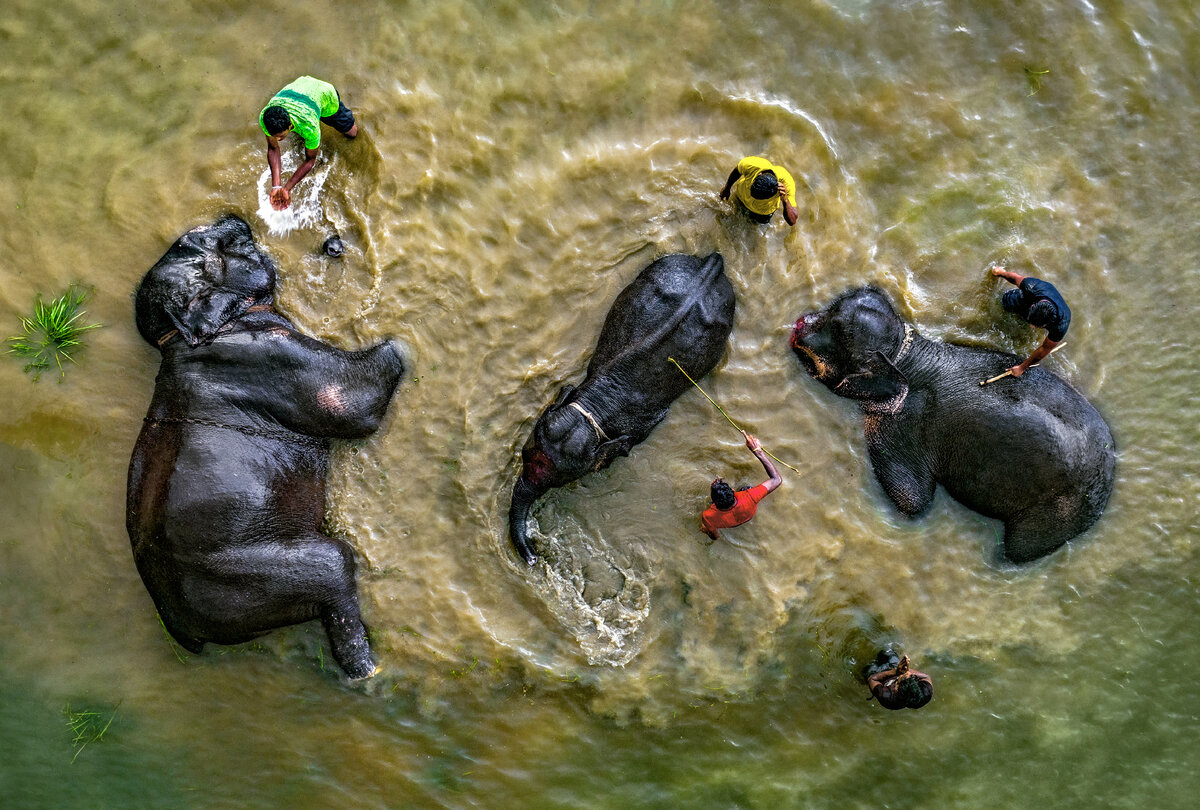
top-left (126, 215), bottom-right (406, 678)
top-left (509, 253), bottom-right (736, 565)
top-left (790, 286), bottom-right (1115, 564)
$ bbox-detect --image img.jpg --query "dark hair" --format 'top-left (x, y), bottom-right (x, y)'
top-left (262, 106), bottom-right (291, 135)
top-left (1026, 299), bottom-right (1057, 329)
top-left (711, 479), bottom-right (736, 510)
top-left (897, 676), bottom-right (932, 709)
top-left (750, 170), bottom-right (778, 200)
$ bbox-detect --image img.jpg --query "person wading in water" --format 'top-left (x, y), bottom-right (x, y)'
top-left (991, 265), bottom-right (1071, 378)
top-left (865, 652), bottom-right (933, 711)
top-left (719, 156), bottom-right (800, 226)
top-left (259, 76), bottom-right (358, 211)
top-left (701, 431), bottom-right (783, 543)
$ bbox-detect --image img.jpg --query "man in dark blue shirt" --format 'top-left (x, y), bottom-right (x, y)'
top-left (992, 266), bottom-right (1071, 377)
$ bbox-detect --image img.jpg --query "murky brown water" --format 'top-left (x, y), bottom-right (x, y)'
top-left (2, 0), bottom-right (1198, 807)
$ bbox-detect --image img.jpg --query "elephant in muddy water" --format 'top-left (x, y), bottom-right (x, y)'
top-left (789, 286), bottom-right (1115, 564)
top-left (126, 215), bottom-right (406, 678)
top-left (509, 253), bottom-right (736, 565)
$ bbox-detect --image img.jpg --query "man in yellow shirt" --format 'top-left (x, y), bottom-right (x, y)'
top-left (719, 156), bottom-right (799, 226)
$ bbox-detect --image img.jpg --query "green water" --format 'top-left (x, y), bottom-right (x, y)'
top-left (1, 0), bottom-right (1197, 807)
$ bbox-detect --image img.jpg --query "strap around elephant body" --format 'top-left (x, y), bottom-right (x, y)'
top-left (570, 401), bottom-right (610, 442)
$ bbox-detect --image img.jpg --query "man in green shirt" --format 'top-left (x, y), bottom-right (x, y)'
top-left (260, 76), bottom-right (358, 210)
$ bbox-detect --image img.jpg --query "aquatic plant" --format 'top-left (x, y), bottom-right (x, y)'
top-left (157, 612), bottom-right (190, 664)
top-left (63, 701), bottom-right (119, 763)
top-left (7, 286), bottom-right (102, 381)
top-left (1024, 65), bottom-right (1050, 95)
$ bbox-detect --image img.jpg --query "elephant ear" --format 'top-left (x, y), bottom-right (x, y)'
top-left (551, 384), bottom-right (577, 407)
top-left (592, 435), bottom-right (633, 471)
top-left (169, 287), bottom-right (250, 347)
top-left (834, 351), bottom-right (908, 402)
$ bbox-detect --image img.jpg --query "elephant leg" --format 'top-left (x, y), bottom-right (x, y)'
top-left (869, 449), bottom-right (936, 517)
top-left (1001, 514), bottom-right (1073, 564)
top-left (189, 533), bottom-right (376, 679)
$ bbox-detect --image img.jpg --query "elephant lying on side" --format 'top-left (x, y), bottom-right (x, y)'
top-left (790, 287), bottom-right (1115, 563)
top-left (126, 215), bottom-right (406, 678)
top-left (509, 253), bottom-right (736, 565)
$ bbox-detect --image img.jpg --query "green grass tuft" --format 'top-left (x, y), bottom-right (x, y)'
top-left (7, 285), bottom-right (102, 382)
top-left (1024, 65), bottom-right (1050, 96)
top-left (63, 701), bottom-right (120, 763)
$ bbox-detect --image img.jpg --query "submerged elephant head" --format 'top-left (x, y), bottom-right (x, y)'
top-left (509, 388), bottom-right (632, 565)
top-left (790, 286), bottom-right (910, 405)
top-left (135, 215), bottom-right (276, 348)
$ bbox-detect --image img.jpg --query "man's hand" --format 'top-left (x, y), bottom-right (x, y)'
top-left (1008, 363), bottom-right (1028, 378)
top-left (777, 179), bottom-right (789, 199)
top-left (743, 431), bottom-right (762, 452)
top-left (270, 186), bottom-right (291, 210)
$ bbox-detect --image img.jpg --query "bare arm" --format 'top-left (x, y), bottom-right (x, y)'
top-left (1010, 336), bottom-right (1060, 377)
top-left (284, 147), bottom-right (321, 192)
top-left (867, 655), bottom-right (910, 690)
top-left (779, 180), bottom-right (799, 226)
top-left (991, 265), bottom-right (1027, 286)
top-left (265, 136), bottom-right (283, 187)
top-left (744, 431), bottom-right (783, 493)
top-left (719, 167), bottom-right (740, 200)
top-left (266, 137), bottom-right (288, 209)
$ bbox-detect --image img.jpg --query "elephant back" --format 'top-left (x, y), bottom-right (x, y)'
top-left (587, 252), bottom-right (735, 386)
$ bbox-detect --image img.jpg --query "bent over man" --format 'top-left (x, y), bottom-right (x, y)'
top-left (991, 266), bottom-right (1071, 377)
top-left (260, 76), bottom-right (358, 210)
top-left (719, 156), bottom-right (799, 226)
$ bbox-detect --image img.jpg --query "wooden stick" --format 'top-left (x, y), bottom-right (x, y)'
top-left (980, 342), bottom-right (1066, 386)
top-left (668, 357), bottom-right (804, 476)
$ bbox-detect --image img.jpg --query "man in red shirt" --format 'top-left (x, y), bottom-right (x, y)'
top-left (701, 431), bottom-right (783, 542)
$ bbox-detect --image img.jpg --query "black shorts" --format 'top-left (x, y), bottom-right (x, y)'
top-left (736, 200), bottom-right (774, 224)
top-left (320, 95), bottom-right (356, 134)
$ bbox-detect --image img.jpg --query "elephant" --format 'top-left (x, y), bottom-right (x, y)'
top-left (126, 215), bottom-right (406, 678)
top-left (509, 253), bottom-right (736, 565)
top-left (789, 286), bottom-right (1115, 564)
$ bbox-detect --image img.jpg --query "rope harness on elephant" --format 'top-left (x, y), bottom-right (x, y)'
top-left (156, 304), bottom-right (276, 348)
top-left (142, 416), bottom-right (330, 449)
top-left (569, 401), bottom-right (610, 442)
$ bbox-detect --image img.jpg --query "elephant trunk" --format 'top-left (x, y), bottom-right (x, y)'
top-left (508, 477), bottom-right (545, 566)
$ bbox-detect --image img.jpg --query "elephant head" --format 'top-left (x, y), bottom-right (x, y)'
top-left (135, 215), bottom-right (276, 348)
top-left (508, 386), bottom-right (632, 566)
top-left (790, 286), bottom-right (910, 405)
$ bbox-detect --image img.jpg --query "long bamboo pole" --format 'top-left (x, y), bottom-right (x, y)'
top-left (668, 357), bottom-right (804, 476)
top-left (979, 342), bottom-right (1066, 386)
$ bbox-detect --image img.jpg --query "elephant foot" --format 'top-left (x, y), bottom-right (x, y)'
top-left (1001, 516), bottom-right (1076, 564)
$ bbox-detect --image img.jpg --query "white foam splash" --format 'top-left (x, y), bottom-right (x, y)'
top-left (525, 517), bottom-right (653, 667)
top-left (256, 152), bottom-right (336, 236)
